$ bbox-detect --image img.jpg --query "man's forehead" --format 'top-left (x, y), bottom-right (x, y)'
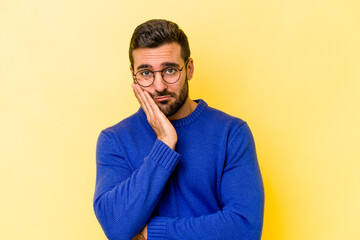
top-left (132, 43), bottom-right (182, 69)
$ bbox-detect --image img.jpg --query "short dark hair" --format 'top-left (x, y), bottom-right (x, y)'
top-left (129, 19), bottom-right (191, 68)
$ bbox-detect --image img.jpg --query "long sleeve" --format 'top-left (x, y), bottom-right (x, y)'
top-left (146, 123), bottom-right (264, 240)
top-left (93, 132), bottom-right (180, 240)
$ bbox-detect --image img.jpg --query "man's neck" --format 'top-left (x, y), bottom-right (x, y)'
top-left (168, 97), bottom-right (198, 121)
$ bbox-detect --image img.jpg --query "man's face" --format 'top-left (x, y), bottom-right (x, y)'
top-left (131, 42), bottom-right (193, 117)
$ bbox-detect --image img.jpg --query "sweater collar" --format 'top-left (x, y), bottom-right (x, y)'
top-left (138, 99), bottom-right (207, 128)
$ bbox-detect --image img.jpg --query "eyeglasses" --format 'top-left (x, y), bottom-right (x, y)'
top-left (133, 59), bottom-right (189, 87)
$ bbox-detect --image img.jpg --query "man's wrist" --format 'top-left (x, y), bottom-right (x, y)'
top-left (158, 137), bottom-right (176, 150)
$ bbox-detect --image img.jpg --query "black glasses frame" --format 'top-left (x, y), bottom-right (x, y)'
top-left (133, 59), bottom-right (189, 87)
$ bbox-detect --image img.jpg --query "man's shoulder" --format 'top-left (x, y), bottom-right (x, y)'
top-left (202, 102), bottom-right (246, 128)
top-left (202, 103), bottom-right (255, 146)
top-left (100, 110), bottom-right (143, 137)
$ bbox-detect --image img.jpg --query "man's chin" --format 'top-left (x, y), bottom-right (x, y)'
top-left (158, 105), bottom-right (171, 115)
top-left (158, 104), bottom-right (176, 117)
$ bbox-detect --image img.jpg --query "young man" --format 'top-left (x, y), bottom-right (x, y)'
top-left (94, 19), bottom-right (264, 240)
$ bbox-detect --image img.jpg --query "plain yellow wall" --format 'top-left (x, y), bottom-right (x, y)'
top-left (1, 0), bottom-right (359, 239)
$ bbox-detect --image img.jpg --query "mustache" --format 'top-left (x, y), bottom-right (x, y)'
top-left (149, 90), bottom-right (175, 98)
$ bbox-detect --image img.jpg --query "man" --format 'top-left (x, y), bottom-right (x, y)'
top-left (93, 19), bottom-right (264, 240)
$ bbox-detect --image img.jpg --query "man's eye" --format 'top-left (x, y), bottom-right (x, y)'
top-left (141, 71), bottom-right (151, 76)
top-left (164, 68), bottom-right (176, 74)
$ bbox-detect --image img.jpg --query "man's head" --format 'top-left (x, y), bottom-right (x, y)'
top-left (129, 20), bottom-right (194, 119)
top-left (129, 19), bottom-right (191, 70)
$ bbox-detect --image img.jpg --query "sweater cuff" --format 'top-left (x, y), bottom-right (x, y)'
top-left (148, 139), bottom-right (180, 172)
top-left (147, 216), bottom-right (168, 239)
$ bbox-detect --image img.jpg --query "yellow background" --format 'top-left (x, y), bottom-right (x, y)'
top-left (1, 0), bottom-right (359, 239)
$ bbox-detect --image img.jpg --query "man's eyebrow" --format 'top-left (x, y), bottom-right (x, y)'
top-left (136, 64), bottom-right (152, 71)
top-left (162, 62), bottom-right (180, 68)
top-left (136, 62), bottom-right (180, 71)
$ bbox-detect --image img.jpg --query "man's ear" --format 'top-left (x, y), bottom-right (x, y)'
top-left (130, 65), bottom-right (135, 80)
top-left (187, 58), bottom-right (194, 81)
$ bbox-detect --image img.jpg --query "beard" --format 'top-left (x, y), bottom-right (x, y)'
top-left (150, 78), bottom-right (189, 117)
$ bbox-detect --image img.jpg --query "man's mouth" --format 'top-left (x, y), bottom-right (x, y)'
top-left (154, 96), bottom-right (172, 102)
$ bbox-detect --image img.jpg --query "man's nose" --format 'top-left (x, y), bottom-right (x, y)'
top-left (152, 72), bottom-right (167, 92)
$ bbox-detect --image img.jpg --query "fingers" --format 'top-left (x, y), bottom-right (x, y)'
top-left (132, 83), bottom-right (154, 118)
top-left (132, 83), bottom-right (165, 119)
top-left (143, 90), bottom-right (163, 116)
top-left (131, 233), bottom-right (143, 240)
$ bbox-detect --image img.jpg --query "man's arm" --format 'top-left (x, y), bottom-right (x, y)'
top-left (94, 134), bottom-right (179, 240)
top-left (145, 123), bottom-right (265, 240)
top-left (93, 84), bottom-right (179, 240)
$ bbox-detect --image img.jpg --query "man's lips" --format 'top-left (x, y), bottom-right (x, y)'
top-left (154, 96), bottom-right (172, 102)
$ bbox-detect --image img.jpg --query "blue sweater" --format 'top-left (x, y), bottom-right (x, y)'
top-left (94, 99), bottom-right (264, 240)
